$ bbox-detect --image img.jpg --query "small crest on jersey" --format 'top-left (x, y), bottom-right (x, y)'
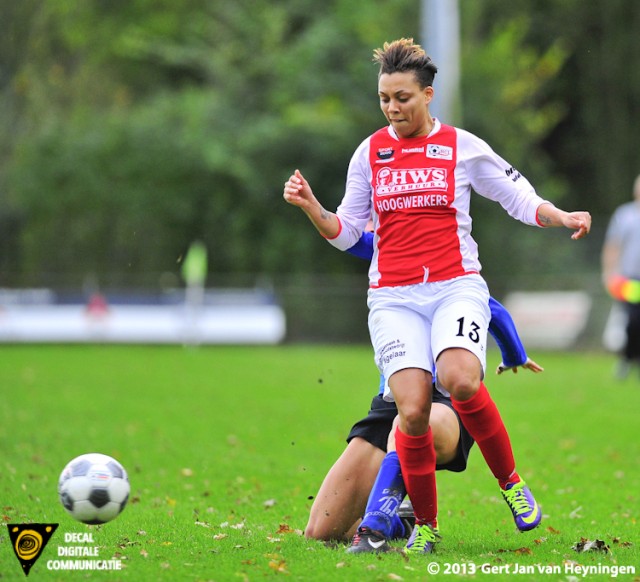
top-left (426, 144), bottom-right (453, 160)
top-left (377, 147), bottom-right (395, 160)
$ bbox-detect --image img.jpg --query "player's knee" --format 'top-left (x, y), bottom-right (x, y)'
top-left (398, 402), bottom-right (430, 434)
top-left (437, 349), bottom-right (482, 400)
top-left (304, 522), bottom-right (320, 540)
top-left (438, 367), bottom-right (481, 401)
top-left (446, 377), bottom-right (480, 401)
top-left (304, 518), bottom-right (330, 541)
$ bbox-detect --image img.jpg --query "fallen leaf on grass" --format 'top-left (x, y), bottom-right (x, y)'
top-left (140, 549), bottom-right (148, 558)
top-left (268, 559), bottom-right (288, 573)
top-left (546, 526), bottom-right (561, 535)
top-left (264, 499), bottom-right (277, 508)
top-left (213, 534), bottom-right (228, 540)
top-left (572, 538), bottom-right (610, 553)
top-left (195, 520), bottom-right (211, 528)
top-left (220, 521), bottom-right (246, 529)
top-left (275, 524), bottom-right (301, 535)
top-left (497, 547), bottom-right (532, 555)
top-left (568, 506), bottom-right (582, 519)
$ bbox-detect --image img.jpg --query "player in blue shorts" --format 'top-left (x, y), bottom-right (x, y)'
top-left (305, 233), bottom-right (542, 549)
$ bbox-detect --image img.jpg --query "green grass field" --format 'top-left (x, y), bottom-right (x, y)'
top-left (1, 345), bottom-right (638, 581)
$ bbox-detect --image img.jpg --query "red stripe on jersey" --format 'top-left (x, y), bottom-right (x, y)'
top-left (322, 216), bottom-right (343, 240)
top-left (368, 125), bottom-right (467, 287)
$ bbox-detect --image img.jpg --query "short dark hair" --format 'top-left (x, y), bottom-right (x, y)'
top-left (373, 38), bottom-right (438, 88)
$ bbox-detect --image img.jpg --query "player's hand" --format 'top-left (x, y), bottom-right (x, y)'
top-left (564, 211), bottom-right (591, 240)
top-left (283, 169), bottom-right (317, 211)
top-left (496, 357), bottom-right (544, 375)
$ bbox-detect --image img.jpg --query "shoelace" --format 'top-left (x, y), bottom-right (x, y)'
top-left (409, 525), bottom-right (436, 550)
top-left (503, 485), bottom-right (533, 516)
top-left (351, 527), bottom-right (377, 546)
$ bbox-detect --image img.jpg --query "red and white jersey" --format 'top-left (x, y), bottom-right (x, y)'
top-left (327, 119), bottom-right (548, 288)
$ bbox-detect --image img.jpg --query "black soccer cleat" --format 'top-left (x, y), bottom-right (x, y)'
top-left (346, 526), bottom-right (391, 554)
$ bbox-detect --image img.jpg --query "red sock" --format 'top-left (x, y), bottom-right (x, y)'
top-left (394, 426), bottom-right (437, 525)
top-left (451, 382), bottom-right (515, 483)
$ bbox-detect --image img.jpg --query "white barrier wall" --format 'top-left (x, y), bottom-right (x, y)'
top-left (502, 291), bottom-right (592, 350)
top-left (0, 290), bottom-right (286, 345)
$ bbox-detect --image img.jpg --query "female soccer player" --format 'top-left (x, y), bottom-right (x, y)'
top-left (284, 38), bottom-right (590, 554)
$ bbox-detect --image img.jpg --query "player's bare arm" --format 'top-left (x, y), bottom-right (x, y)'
top-left (537, 202), bottom-right (592, 240)
top-left (283, 169), bottom-right (341, 238)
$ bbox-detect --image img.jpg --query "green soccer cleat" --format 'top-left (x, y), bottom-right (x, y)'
top-left (403, 522), bottom-right (440, 555)
top-left (501, 479), bottom-right (541, 532)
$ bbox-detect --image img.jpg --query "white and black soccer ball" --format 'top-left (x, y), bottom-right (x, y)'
top-left (58, 453), bottom-right (130, 524)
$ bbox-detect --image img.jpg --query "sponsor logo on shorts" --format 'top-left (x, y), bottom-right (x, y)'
top-left (377, 339), bottom-right (406, 366)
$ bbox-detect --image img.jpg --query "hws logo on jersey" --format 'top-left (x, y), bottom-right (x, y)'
top-left (375, 167), bottom-right (448, 196)
top-left (426, 144), bottom-right (453, 160)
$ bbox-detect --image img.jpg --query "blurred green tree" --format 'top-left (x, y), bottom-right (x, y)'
top-left (3, 0), bottom-right (417, 283)
top-left (1, 0), bottom-right (638, 289)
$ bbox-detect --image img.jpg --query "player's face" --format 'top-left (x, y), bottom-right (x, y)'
top-left (378, 71), bottom-right (433, 139)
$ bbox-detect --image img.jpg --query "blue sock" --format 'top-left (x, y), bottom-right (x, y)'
top-left (359, 451), bottom-right (406, 539)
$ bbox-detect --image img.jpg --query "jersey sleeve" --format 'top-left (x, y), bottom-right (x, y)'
top-left (346, 231), bottom-right (374, 261)
top-left (459, 130), bottom-right (548, 226)
top-left (325, 138), bottom-right (374, 251)
top-left (488, 296), bottom-right (528, 367)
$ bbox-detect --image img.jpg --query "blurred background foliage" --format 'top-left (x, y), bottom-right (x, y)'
top-left (1, 1), bottom-right (639, 326)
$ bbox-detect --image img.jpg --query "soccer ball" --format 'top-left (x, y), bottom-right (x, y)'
top-left (58, 453), bottom-right (130, 524)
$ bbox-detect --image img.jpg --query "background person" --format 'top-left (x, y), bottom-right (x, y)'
top-left (602, 174), bottom-right (640, 379)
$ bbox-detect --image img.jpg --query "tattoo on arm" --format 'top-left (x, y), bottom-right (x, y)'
top-left (538, 213), bottom-right (552, 226)
top-left (320, 208), bottom-right (331, 220)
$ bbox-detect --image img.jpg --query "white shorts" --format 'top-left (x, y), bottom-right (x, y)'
top-left (367, 274), bottom-right (490, 401)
